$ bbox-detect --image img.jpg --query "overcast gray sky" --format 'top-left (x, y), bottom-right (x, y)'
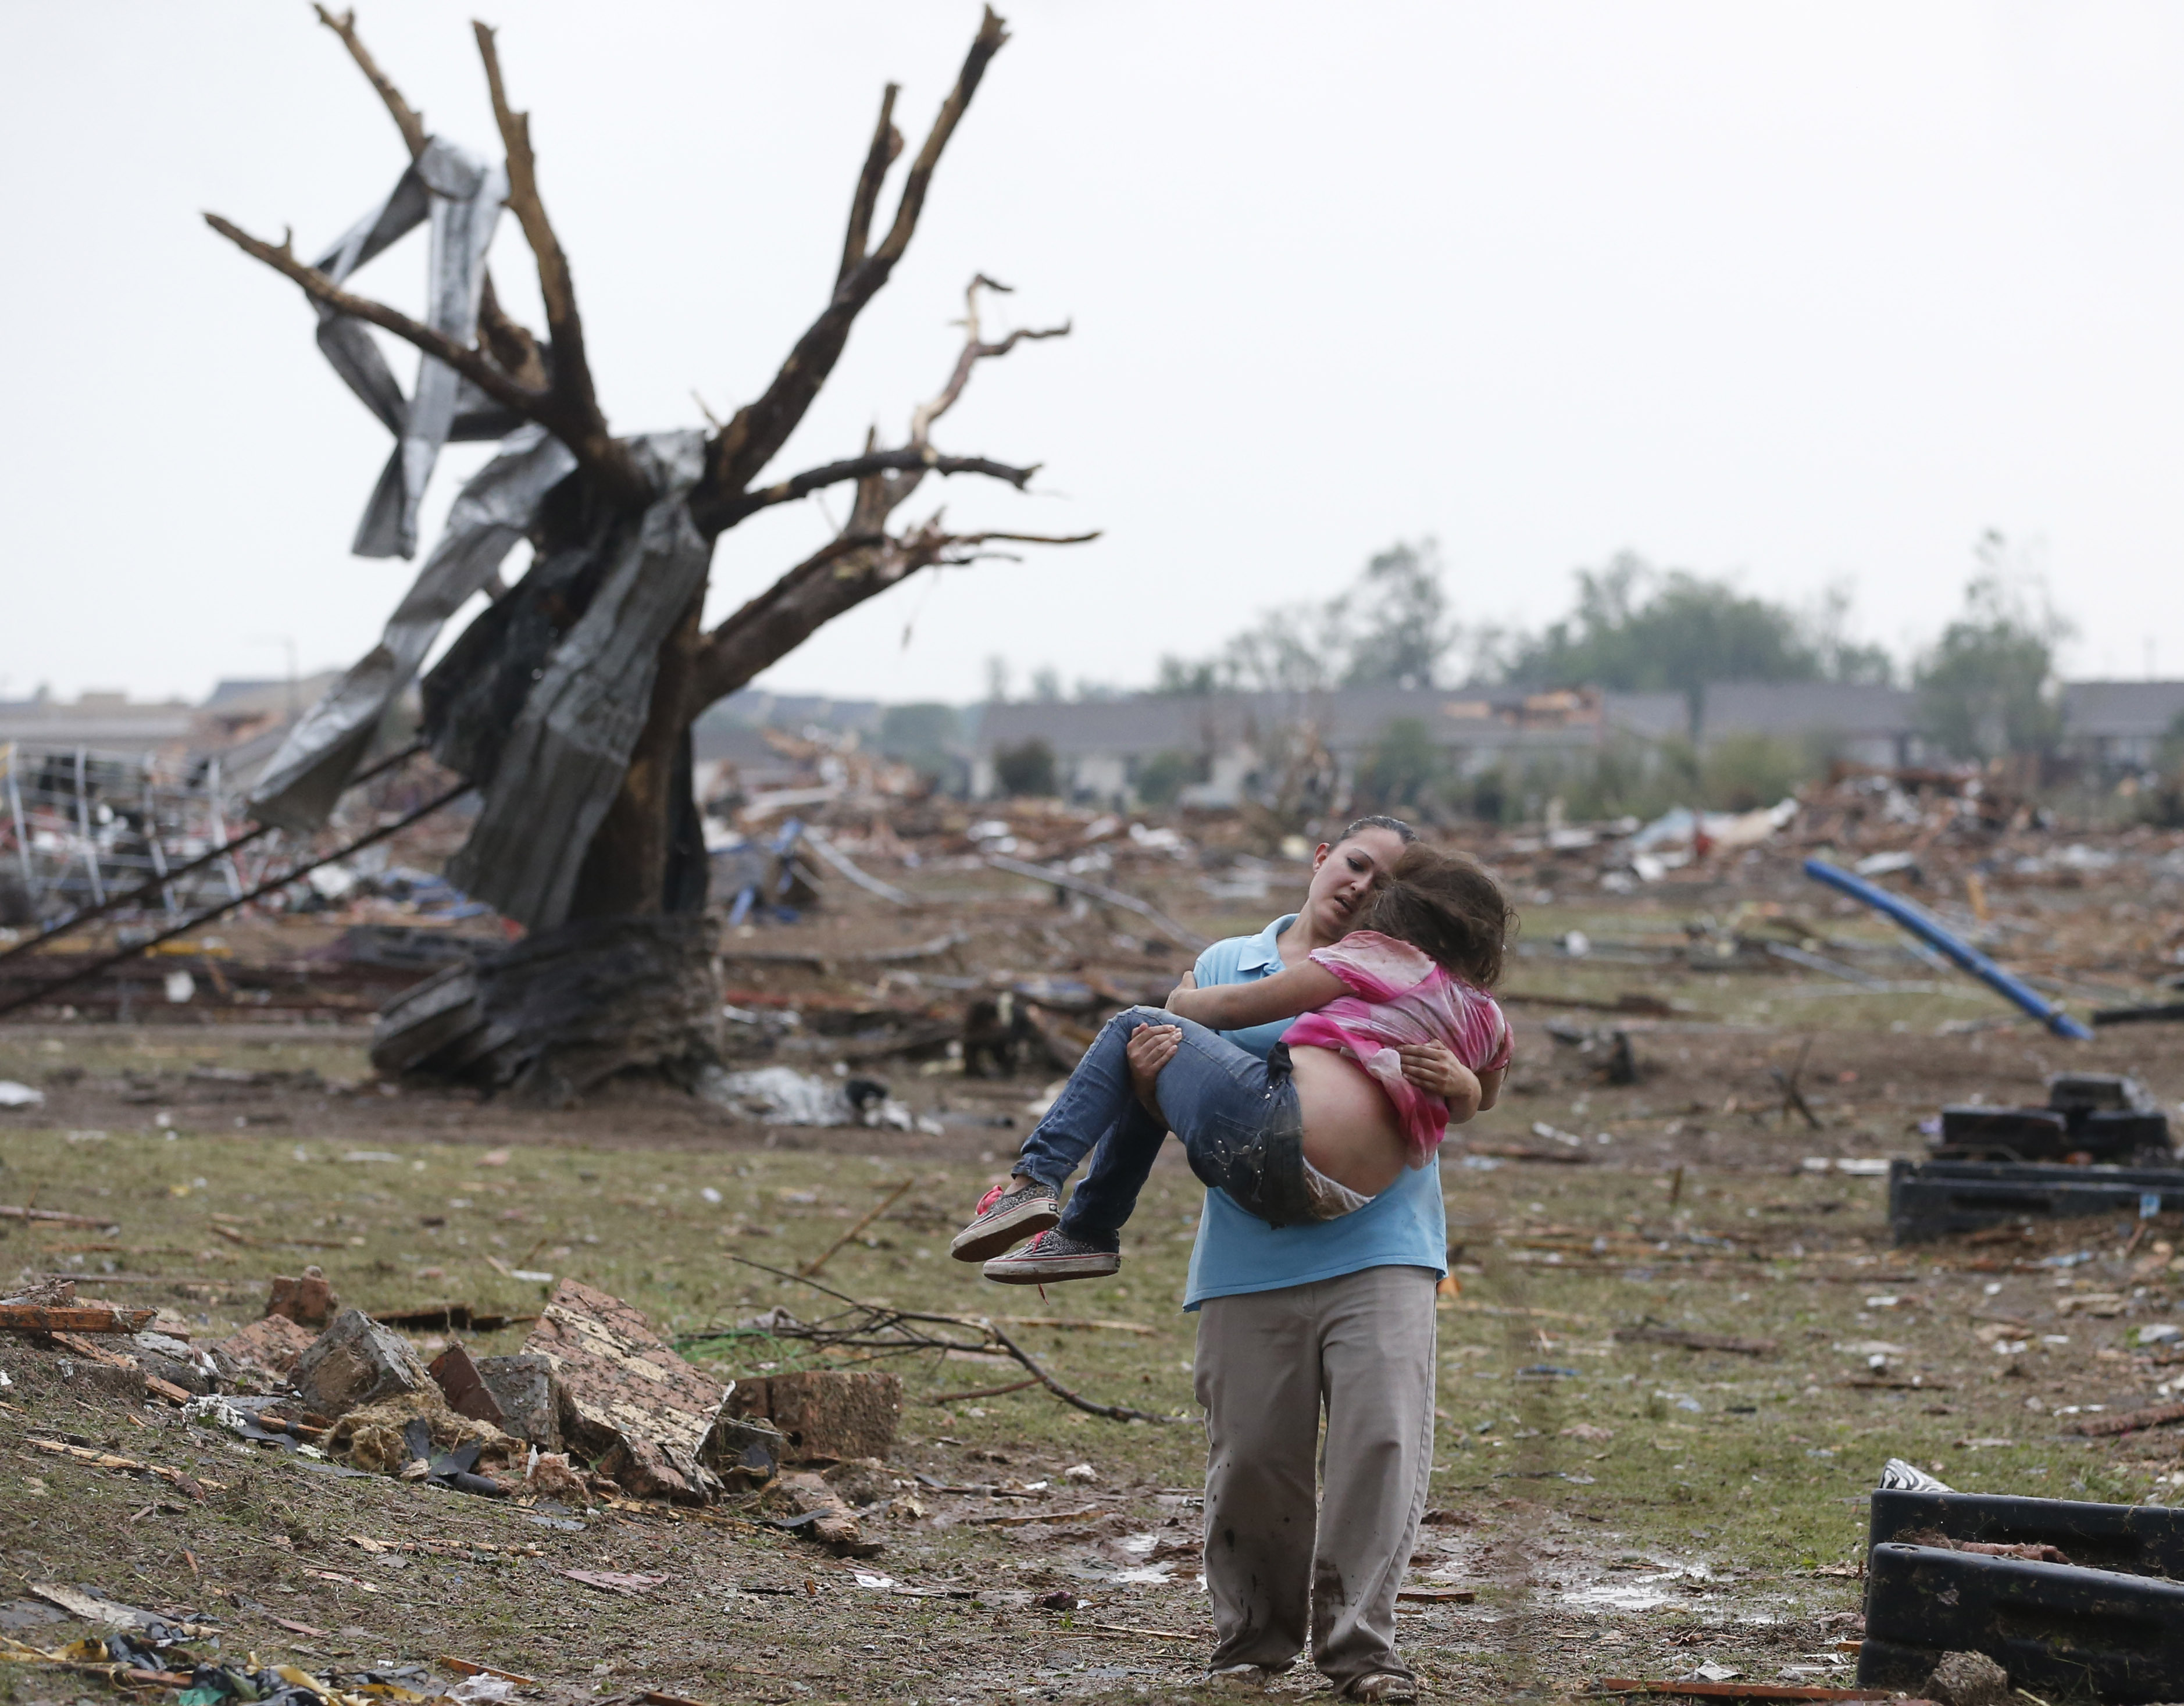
top-left (8, 2), bottom-right (2184, 707)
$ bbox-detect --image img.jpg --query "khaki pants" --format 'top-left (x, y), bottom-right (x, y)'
top-left (1193, 1264), bottom-right (1439, 1688)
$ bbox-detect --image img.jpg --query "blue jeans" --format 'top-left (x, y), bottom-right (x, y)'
top-left (1017, 1007), bottom-right (1314, 1237)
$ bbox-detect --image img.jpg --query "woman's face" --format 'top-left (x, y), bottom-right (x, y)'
top-left (1302, 827), bottom-right (1408, 940)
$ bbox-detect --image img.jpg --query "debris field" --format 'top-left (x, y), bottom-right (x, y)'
top-left (9, 785), bottom-right (2184, 1702)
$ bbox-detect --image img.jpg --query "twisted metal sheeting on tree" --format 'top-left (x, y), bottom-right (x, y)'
top-left (442, 431), bottom-right (711, 931)
top-left (247, 426), bottom-right (576, 831)
top-left (311, 135), bottom-right (517, 556)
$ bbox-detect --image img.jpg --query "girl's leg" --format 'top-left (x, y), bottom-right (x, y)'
top-left (1055, 1096), bottom-right (1169, 1248)
top-left (1011, 1006), bottom-right (1169, 1191)
top-left (954, 1008), bottom-right (1170, 1264)
top-left (982, 1018), bottom-right (1304, 1282)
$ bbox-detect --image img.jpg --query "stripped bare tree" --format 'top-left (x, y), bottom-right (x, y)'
top-left (207, 8), bottom-right (1091, 1101)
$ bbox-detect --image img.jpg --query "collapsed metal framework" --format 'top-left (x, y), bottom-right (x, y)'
top-left (0, 743), bottom-right (245, 926)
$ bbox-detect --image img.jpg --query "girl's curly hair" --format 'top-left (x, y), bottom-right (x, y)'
top-left (1355, 842), bottom-right (1518, 987)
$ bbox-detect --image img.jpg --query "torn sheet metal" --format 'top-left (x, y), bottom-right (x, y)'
top-left (309, 136), bottom-right (513, 559)
top-left (248, 426), bottom-right (577, 830)
top-left (444, 432), bottom-right (710, 931)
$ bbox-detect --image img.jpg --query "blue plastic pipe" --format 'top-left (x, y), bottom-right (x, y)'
top-left (1801, 857), bottom-right (2094, 1040)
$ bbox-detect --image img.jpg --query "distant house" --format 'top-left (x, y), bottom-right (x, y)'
top-left (2060, 681), bottom-right (2184, 768)
top-left (0, 688), bottom-right (197, 754)
top-left (710, 690), bottom-right (884, 740)
top-left (972, 686), bottom-right (1682, 806)
top-left (1696, 681), bottom-right (1926, 769)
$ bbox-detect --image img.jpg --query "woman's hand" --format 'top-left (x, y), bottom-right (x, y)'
top-left (1125, 1020), bottom-right (1180, 1122)
top-left (1398, 1040), bottom-right (1482, 1123)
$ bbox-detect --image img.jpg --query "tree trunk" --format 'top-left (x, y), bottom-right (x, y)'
top-left (371, 912), bottom-right (723, 1105)
top-left (568, 587), bottom-right (705, 920)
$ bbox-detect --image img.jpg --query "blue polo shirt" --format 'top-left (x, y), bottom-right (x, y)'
top-left (1182, 913), bottom-right (1448, 1309)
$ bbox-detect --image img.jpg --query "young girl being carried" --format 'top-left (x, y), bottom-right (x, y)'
top-left (949, 843), bottom-right (1516, 1283)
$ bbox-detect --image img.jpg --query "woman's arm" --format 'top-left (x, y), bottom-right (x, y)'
top-left (1475, 1066), bottom-right (1504, 1111)
top-left (1166, 960), bottom-right (1348, 1030)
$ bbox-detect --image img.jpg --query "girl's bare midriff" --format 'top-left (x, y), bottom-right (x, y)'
top-left (1292, 1043), bottom-right (1411, 1195)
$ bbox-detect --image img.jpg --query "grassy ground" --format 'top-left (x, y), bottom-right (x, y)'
top-left (3, 859), bottom-right (2181, 1702)
top-left (8, 1066), bottom-right (2179, 1703)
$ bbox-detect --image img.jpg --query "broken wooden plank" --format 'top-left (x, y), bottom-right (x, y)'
top-left (26, 1437), bottom-right (219, 1497)
top-left (437, 1658), bottom-right (540, 1686)
top-left (0, 1205), bottom-right (111, 1229)
top-left (1614, 1325), bottom-right (1779, 1357)
top-left (969, 1504), bottom-right (1107, 1527)
top-left (800, 830), bottom-right (916, 906)
top-left (719, 931), bottom-right (966, 970)
top-left (983, 854), bottom-right (1208, 951)
top-left (1596, 1684), bottom-right (1889, 1702)
top-left (0, 1303), bottom-right (155, 1334)
top-left (2072, 1400), bottom-right (2184, 1437)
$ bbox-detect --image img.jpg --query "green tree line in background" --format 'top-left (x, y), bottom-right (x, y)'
top-left (886, 529), bottom-right (2099, 822)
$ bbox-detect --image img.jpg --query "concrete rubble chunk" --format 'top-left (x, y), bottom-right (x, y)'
top-left (1926, 1650), bottom-right (2009, 1706)
top-left (474, 1352), bottom-right (561, 1451)
top-left (726, 1369), bottom-right (901, 1463)
top-left (210, 1313), bottom-right (320, 1379)
top-left (427, 1342), bottom-right (504, 1428)
top-left (266, 1266), bottom-right (340, 1328)
top-left (522, 1278), bottom-right (722, 1502)
top-left (428, 1343), bottom-right (563, 1451)
top-left (53, 1340), bottom-right (147, 1404)
top-left (292, 1307), bottom-right (433, 1418)
top-left (129, 1330), bottom-right (213, 1396)
top-left (700, 1396), bottom-right (788, 1490)
top-left (762, 1470), bottom-right (882, 1557)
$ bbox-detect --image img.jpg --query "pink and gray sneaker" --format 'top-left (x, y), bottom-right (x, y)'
top-left (981, 1227), bottom-right (1122, 1285)
top-left (949, 1176), bottom-right (1061, 1262)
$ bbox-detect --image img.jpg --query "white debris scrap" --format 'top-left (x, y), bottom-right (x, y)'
top-left (699, 1065), bottom-right (921, 1130)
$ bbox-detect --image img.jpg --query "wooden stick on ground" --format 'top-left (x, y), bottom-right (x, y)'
top-left (801, 1178), bottom-right (916, 1277)
top-left (0, 1206), bottom-right (110, 1229)
top-left (925, 1376), bottom-right (1041, 1405)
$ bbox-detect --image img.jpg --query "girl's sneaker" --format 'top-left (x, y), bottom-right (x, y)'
top-left (949, 1177), bottom-right (1061, 1262)
top-left (981, 1227), bottom-right (1121, 1284)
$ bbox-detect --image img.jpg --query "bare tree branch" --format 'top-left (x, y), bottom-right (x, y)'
top-left (205, 212), bottom-right (554, 424)
top-left (723, 448), bottom-right (1040, 524)
top-left (691, 6), bottom-right (1010, 531)
top-left (838, 85), bottom-right (903, 288)
top-left (476, 274), bottom-right (548, 390)
top-left (472, 20), bottom-right (620, 480)
top-left (312, 5), bottom-right (428, 159)
top-left (687, 520), bottom-right (1095, 713)
top-left (312, 6), bottom-right (548, 393)
top-left (866, 12), bottom-right (1011, 274)
top-left (687, 263), bottom-right (1076, 710)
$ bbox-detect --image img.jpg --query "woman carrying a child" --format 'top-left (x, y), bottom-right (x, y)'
top-left (951, 816), bottom-right (1515, 1702)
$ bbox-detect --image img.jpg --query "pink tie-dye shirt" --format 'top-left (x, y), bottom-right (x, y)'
top-left (1283, 929), bottom-right (1514, 1168)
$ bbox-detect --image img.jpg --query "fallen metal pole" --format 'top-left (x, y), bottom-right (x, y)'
top-left (1801, 857), bottom-right (2093, 1040)
top-left (985, 853), bottom-right (1209, 952)
top-left (0, 740), bottom-right (427, 972)
top-left (0, 779), bottom-right (469, 1022)
top-left (801, 826), bottom-right (915, 906)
